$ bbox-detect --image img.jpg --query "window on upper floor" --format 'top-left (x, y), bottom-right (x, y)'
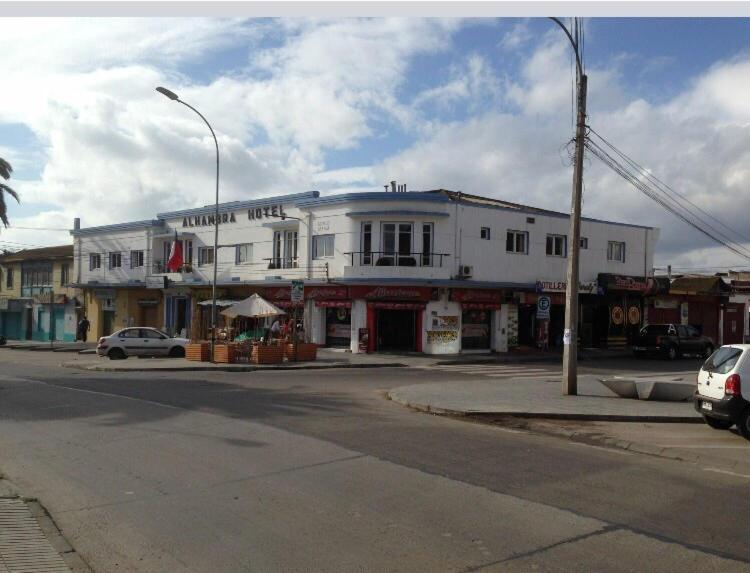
top-left (480, 227), bottom-right (491, 240)
top-left (361, 222), bottom-right (372, 265)
top-left (382, 223), bottom-right (412, 256)
top-left (608, 241), bottom-right (626, 262)
top-left (109, 252), bottom-right (122, 269)
top-left (60, 263), bottom-right (70, 286)
top-left (506, 230), bottom-right (528, 254)
top-left (198, 246), bottom-right (214, 266)
top-left (236, 243), bottom-right (252, 265)
top-left (313, 234), bottom-right (335, 259)
top-left (580, 237), bottom-right (589, 249)
top-left (546, 234), bottom-right (567, 257)
top-left (6, 268), bottom-right (13, 289)
top-left (130, 250), bottom-right (144, 269)
top-left (89, 254), bottom-right (101, 271)
top-left (421, 223), bottom-right (434, 266)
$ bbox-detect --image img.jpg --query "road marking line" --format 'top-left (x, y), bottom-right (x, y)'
top-left (658, 445), bottom-right (750, 449)
top-left (703, 467), bottom-right (750, 479)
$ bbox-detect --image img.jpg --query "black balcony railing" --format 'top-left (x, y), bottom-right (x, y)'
top-left (153, 260), bottom-right (194, 273)
top-left (264, 257), bottom-right (299, 270)
top-left (345, 251), bottom-right (449, 268)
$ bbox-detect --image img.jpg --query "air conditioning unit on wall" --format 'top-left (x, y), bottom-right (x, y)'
top-left (459, 265), bottom-right (473, 278)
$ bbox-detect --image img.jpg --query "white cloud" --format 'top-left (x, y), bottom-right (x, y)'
top-left (377, 38), bottom-right (750, 270)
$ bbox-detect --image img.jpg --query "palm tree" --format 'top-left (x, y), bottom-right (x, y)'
top-left (0, 158), bottom-right (20, 228)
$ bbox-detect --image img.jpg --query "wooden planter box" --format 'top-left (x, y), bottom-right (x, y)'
top-left (214, 343), bottom-right (237, 364)
top-left (251, 344), bottom-right (285, 364)
top-left (185, 342), bottom-right (210, 362)
top-left (284, 343), bottom-right (318, 362)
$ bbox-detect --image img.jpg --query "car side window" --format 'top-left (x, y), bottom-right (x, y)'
top-left (141, 329), bottom-right (163, 339)
top-left (120, 329), bottom-right (140, 338)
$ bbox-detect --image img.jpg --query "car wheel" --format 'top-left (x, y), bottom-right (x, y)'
top-left (108, 348), bottom-right (126, 360)
top-left (665, 345), bottom-right (677, 360)
top-left (703, 345), bottom-right (714, 359)
top-left (738, 409), bottom-right (750, 441)
top-left (703, 416), bottom-right (733, 430)
top-left (168, 346), bottom-right (185, 358)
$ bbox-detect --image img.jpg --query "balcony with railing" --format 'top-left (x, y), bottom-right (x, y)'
top-left (343, 251), bottom-right (452, 280)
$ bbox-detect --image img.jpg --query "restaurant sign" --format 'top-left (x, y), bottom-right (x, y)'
top-left (350, 285), bottom-right (434, 301)
top-left (598, 274), bottom-right (670, 295)
top-left (305, 285), bottom-right (348, 300)
top-left (450, 288), bottom-right (503, 303)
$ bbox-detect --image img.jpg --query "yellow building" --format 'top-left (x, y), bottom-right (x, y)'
top-left (0, 245), bottom-right (80, 341)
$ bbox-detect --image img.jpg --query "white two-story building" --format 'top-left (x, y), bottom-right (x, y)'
top-left (71, 187), bottom-right (659, 354)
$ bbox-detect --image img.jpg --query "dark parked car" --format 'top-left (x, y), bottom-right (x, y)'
top-left (632, 323), bottom-right (714, 360)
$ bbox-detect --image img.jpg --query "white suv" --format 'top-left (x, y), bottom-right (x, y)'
top-left (695, 344), bottom-right (750, 439)
top-left (97, 327), bottom-right (189, 360)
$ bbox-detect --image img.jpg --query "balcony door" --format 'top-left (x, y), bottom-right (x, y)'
top-left (381, 223), bottom-right (413, 266)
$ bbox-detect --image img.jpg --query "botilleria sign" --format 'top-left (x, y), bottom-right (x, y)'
top-left (182, 204), bottom-right (288, 228)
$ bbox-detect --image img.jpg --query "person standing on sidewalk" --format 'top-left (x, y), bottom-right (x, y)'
top-left (77, 316), bottom-right (90, 342)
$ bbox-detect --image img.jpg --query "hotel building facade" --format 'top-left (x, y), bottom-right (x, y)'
top-left (71, 188), bottom-right (659, 354)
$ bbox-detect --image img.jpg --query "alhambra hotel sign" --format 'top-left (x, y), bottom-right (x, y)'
top-left (181, 204), bottom-right (288, 228)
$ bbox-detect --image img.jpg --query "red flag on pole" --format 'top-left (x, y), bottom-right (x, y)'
top-left (167, 230), bottom-right (183, 272)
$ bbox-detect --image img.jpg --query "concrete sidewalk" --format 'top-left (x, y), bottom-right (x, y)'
top-left (1, 341), bottom-right (96, 353)
top-left (388, 374), bottom-right (700, 422)
top-left (61, 348), bottom-right (410, 372)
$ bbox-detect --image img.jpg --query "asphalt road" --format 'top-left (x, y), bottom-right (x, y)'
top-left (0, 351), bottom-right (748, 572)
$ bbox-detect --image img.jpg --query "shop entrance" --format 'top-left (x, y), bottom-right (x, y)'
top-left (325, 307), bottom-right (351, 347)
top-left (461, 309), bottom-right (492, 350)
top-left (102, 310), bottom-right (115, 336)
top-left (376, 309), bottom-right (416, 351)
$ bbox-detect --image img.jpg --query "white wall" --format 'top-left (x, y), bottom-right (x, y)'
top-left (74, 193), bottom-right (657, 289)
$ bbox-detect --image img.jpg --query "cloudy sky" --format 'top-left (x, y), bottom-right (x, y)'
top-left (2, 16), bottom-right (750, 272)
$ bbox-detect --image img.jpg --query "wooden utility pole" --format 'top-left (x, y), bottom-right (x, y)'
top-left (562, 73), bottom-right (587, 395)
top-left (549, 17), bottom-right (587, 396)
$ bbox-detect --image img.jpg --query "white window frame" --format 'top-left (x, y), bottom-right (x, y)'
top-left (109, 252), bottom-right (122, 269)
top-left (312, 234), bottom-right (335, 259)
top-left (361, 221), bottom-right (373, 265)
top-left (546, 234), bottom-right (567, 257)
top-left (235, 243), bottom-right (252, 265)
top-left (506, 230), bottom-right (528, 254)
top-left (607, 241), bottom-right (626, 262)
top-left (198, 246), bottom-right (215, 267)
top-left (89, 253), bottom-right (101, 271)
top-left (130, 250), bottom-right (144, 269)
top-left (381, 222), bottom-right (413, 256)
top-left (480, 227), bottom-right (491, 240)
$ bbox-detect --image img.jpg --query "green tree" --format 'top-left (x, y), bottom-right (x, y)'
top-left (0, 158), bottom-right (20, 228)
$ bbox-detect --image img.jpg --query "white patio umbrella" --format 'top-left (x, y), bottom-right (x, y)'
top-left (220, 293), bottom-right (286, 319)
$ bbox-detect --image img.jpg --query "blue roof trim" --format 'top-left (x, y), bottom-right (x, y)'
top-left (295, 192), bottom-right (450, 208)
top-left (157, 191), bottom-right (320, 220)
top-left (346, 210), bottom-right (449, 218)
top-left (70, 219), bottom-right (164, 237)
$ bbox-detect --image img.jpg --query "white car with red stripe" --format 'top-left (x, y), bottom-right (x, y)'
top-left (97, 327), bottom-right (188, 360)
top-left (695, 344), bottom-right (750, 439)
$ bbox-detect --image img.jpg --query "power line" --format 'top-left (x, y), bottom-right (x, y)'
top-left (584, 132), bottom-right (750, 263)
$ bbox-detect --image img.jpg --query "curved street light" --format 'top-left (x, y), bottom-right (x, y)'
top-left (156, 86), bottom-right (221, 363)
top-left (548, 18), bottom-right (588, 396)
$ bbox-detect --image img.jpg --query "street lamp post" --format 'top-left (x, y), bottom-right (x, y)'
top-left (549, 18), bottom-right (587, 396)
top-left (156, 86), bottom-right (220, 362)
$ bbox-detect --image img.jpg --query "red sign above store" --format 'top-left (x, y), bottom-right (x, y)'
top-left (305, 286), bottom-right (348, 300)
top-left (450, 288), bottom-right (503, 303)
top-left (350, 285), bottom-right (433, 301)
